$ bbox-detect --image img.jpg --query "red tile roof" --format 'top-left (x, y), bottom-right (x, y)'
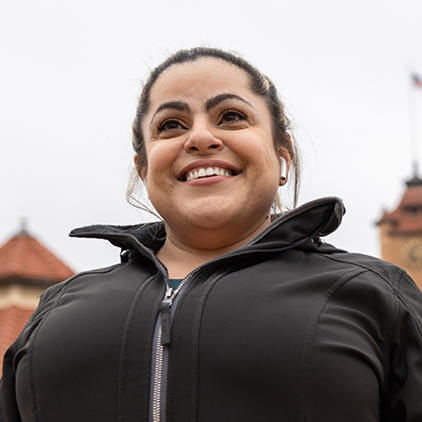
top-left (0, 230), bottom-right (74, 284)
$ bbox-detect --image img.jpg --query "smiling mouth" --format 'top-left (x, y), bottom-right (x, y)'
top-left (184, 167), bottom-right (236, 181)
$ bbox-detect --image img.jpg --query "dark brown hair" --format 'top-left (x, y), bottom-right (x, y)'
top-left (129, 47), bottom-right (300, 211)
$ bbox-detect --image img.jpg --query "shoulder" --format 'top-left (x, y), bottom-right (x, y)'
top-left (318, 248), bottom-right (405, 286)
top-left (26, 262), bottom-right (129, 328)
top-left (314, 246), bottom-right (422, 328)
top-left (40, 262), bottom-right (126, 301)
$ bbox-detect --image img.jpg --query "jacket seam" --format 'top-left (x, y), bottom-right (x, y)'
top-left (57, 263), bottom-right (125, 306)
top-left (319, 254), bottom-right (422, 335)
top-left (192, 270), bottom-right (224, 422)
top-left (396, 274), bottom-right (422, 336)
top-left (297, 267), bottom-right (371, 422)
top-left (166, 267), bottom-right (221, 422)
top-left (117, 273), bottom-right (160, 422)
top-left (311, 254), bottom-right (407, 397)
top-left (380, 269), bottom-right (402, 412)
top-left (27, 312), bottom-right (50, 422)
top-left (315, 253), bottom-right (401, 291)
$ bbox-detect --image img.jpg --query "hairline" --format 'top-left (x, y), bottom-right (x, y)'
top-left (142, 56), bottom-right (258, 120)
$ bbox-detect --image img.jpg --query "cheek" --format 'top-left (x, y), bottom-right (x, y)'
top-left (145, 144), bottom-right (170, 174)
top-left (243, 136), bottom-right (279, 176)
top-left (145, 143), bottom-right (182, 190)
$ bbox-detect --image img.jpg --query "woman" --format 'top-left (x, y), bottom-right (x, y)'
top-left (1, 47), bottom-right (422, 422)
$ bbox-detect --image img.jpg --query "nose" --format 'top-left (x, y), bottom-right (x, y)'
top-left (184, 119), bottom-right (223, 153)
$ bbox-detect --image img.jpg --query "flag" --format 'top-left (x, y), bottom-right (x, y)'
top-left (412, 73), bottom-right (422, 88)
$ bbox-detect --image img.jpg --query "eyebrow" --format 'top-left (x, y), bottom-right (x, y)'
top-left (205, 93), bottom-right (254, 111)
top-left (150, 101), bottom-right (191, 127)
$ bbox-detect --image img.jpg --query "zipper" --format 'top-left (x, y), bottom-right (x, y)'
top-left (151, 322), bottom-right (163, 422)
top-left (149, 227), bottom-right (324, 422)
top-left (150, 274), bottom-right (194, 422)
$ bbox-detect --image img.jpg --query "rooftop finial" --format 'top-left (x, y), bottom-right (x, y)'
top-left (406, 163), bottom-right (422, 187)
top-left (19, 217), bottom-right (29, 235)
top-left (413, 161), bottom-right (420, 178)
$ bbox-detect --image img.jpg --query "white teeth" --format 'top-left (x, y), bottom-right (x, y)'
top-left (185, 167), bottom-right (233, 181)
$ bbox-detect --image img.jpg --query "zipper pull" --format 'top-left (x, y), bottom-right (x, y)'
top-left (159, 287), bottom-right (174, 346)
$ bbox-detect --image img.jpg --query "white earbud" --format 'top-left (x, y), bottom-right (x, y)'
top-left (280, 157), bottom-right (287, 181)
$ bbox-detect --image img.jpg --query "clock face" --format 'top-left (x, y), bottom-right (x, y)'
top-left (402, 238), bottom-right (422, 269)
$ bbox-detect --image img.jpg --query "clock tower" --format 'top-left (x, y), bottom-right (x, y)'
top-left (377, 172), bottom-right (422, 290)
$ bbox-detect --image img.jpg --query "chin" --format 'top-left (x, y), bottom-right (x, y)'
top-left (189, 209), bottom-right (236, 228)
top-left (163, 205), bottom-right (237, 231)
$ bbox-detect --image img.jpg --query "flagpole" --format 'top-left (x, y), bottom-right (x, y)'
top-left (408, 70), bottom-right (419, 177)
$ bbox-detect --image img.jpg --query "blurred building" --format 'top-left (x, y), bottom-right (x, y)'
top-left (0, 225), bottom-right (74, 372)
top-left (378, 172), bottom-right (422, 290)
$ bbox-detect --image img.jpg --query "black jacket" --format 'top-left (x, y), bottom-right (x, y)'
top-left (1, 197), bottom-right (422, 422)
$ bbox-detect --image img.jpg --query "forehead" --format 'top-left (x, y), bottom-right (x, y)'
top-left (147, 58), bottom-right (256, 107)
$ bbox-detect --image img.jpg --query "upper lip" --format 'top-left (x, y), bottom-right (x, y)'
top-left (177, 159), bottom-right (242, 181)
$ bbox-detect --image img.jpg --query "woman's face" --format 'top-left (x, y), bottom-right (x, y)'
top-left (141, 58), bottom-right (290, 239)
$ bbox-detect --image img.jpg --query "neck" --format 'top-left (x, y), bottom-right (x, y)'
top-left (156, 216), bottom-right (271, 278)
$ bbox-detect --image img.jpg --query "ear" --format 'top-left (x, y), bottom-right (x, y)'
top-left (134, 155), bottom-right (147, 182)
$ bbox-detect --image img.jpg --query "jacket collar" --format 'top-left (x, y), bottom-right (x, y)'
top-left (69, 197), bottom-right (345, 259)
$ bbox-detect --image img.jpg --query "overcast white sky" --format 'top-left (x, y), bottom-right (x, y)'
top-left (2, 0), bottom-right (422, 272)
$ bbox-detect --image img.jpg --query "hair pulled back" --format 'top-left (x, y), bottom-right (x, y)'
top-left (129, 47), bottom-right (300, 212)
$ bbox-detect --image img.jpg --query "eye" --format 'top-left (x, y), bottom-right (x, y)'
top-left (157, 118), bottom-right (185, 133)
top-left (219, 109), bottom-right (247, 124)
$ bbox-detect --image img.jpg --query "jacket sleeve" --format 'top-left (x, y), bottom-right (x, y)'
top-left (0, 337), bottom-right (22, 422)
top-left (386, 271), bottom-right (422, 421)
top-left (0, 282), bottom-right (65, 422)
